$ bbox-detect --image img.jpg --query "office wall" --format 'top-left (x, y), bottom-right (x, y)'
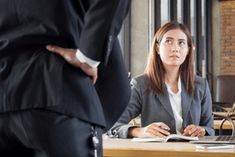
top-left (212, 0), bottom-right (235, 98)
top-left (212, 0), bottom-right (221, 77)
top-left (213, 0), bottom-right (235, 76)
top-left (220, 0), bottom-right (235, 75)
top-left (129, 0), bottom-right (154, 78)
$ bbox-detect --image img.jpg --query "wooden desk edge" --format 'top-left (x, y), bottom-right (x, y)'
top-left (104, 149), bottom-right (235, 157)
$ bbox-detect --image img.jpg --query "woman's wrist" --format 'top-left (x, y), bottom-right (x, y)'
top-left (128, 127), bottom-right (141, 138)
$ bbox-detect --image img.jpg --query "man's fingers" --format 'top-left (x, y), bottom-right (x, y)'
top-left (80, 63), bottom-right (98, 84)
top-left (47, 45), bottom-right (66, 56)
top-left (46, 44), bottom-right (97, 84)
top-left (92, 74), bottom-right (97, 84)
top-left (47, 45), bottom-right (80, 66)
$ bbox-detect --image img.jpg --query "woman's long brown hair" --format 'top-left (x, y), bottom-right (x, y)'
top-left (145, 21), bottom-right (195, 95)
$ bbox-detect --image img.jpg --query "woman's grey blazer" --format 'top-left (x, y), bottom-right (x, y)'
top-left (110, 74), bottom-right (214, 138)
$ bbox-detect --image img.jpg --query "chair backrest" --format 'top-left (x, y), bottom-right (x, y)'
top-left (215, 75), bottom-right (235, 104)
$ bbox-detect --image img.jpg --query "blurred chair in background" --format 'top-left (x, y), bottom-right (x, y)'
top-left (215, 75), bottom-right (235, 104)
top-left (213, 75), bottom-right (235, 135)
top-left (213, 75), bottom-right (235, 112)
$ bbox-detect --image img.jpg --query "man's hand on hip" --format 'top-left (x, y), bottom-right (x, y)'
top-left (46, 45), bottom-right (97, 84)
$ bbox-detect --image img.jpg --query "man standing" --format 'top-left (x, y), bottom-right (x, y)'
top-left (0, 0), bottom-right (131, 156)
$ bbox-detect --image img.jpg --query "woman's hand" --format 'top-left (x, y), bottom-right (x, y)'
top-left (46, 45), bottom-right (97, 84)
top-left (128, 122), bottom-right (170, 138)
top-left (183, 124), bottom-right (206, 137)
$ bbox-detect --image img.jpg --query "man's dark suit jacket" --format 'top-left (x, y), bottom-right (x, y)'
top-left (0, 0), bottom-right (131, 129)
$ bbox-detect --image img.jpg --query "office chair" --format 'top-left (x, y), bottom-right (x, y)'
top-left (215, 75), bottom-right (235, 104)
top-left (213, 75), bottom-right (235, 135)
top-left (213, 75), bottom-right (235, 116)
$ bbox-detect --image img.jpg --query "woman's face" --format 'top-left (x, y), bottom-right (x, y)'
top-left (158, 29), bottom-right (189, 68)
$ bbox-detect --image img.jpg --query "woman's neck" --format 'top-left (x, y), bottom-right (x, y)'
top-left (165, 67), bottom-right (179, 83)
top-left (164, 67), bottom-right (180, 93)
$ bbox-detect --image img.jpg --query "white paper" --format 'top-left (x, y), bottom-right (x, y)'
top-left (132, 134), bottom-right (199, 142)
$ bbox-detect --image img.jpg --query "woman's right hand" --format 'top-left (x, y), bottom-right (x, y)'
top-left (128, 122), bottom-right (171, 138)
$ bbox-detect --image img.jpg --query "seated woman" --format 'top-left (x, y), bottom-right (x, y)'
top-left (110, 21), bottom-right (214, 138)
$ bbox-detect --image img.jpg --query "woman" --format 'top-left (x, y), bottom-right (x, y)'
top-left (110, 21), bottom-right (214, 138)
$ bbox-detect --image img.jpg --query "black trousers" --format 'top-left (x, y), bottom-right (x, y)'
top-left (0, 109), bottom-right (103, 157)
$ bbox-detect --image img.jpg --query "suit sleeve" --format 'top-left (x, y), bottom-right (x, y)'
top-left (78, 0), bottom-right (131, 63)
top-left (109, 78), bottom-right (142, 138)
top-left (200, 80), bottom-right (215, 136)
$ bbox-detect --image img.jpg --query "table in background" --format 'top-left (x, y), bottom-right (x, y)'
top-left (103, 137), bottom-right (235, 157)
top-left (214, 120), bottom-right (233, 130)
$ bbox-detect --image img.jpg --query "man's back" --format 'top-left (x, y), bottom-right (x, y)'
top-left (0, 0), bottom-right (85, 53)
top-left (0, 0), bottom-right (131, 156)
top-left (0, 0), bottom-right (131, 128)
top-left (0, 0), bottom-right (108, 127)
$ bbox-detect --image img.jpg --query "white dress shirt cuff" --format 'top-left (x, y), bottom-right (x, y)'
top-left (76, 49), bottom-right (100, 68)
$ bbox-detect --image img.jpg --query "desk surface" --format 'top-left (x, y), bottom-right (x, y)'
top-left (214, 120), bottom-right (233, 129)
top-left (103, 138), bottom-right (235, 157)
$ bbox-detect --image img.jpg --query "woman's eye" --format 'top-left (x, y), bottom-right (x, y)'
top-left (179, 41), bottom-right (186, 46)
top-left (165, 39), bottom-right (172, 45)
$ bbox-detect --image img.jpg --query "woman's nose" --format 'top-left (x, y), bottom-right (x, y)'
top-left (171, 43), bottom-right (180, 52)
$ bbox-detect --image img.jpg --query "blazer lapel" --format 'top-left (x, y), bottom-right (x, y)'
top-left (181, 81), bottom-right (193, 126)
top-left (155, 85), bottom-right (174, 119)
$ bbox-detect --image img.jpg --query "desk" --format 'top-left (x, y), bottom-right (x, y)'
top-left (214, 120), bottom-right (233, 130)
top-left (103, 138), bottom-right (235, 157)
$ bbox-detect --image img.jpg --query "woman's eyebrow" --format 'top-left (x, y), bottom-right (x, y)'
top-left (178, 39), bottom-right (186, 41)
top-left (165, 37), bottom-right (174, 40)
top-left (165, 37), bottom-right (186, 41)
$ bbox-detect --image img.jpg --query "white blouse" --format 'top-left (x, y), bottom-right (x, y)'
top-left (165, 78), bottom-right (183, 134)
